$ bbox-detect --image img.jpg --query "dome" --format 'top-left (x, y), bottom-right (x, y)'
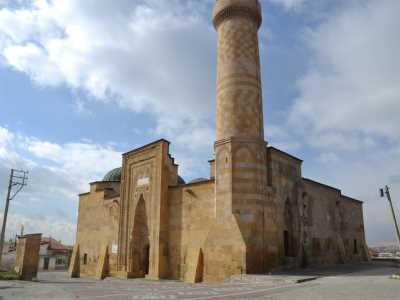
top-left (103, 167), bottom-right (122, 182)
top-left (177, 176), bottom-right (186, 185)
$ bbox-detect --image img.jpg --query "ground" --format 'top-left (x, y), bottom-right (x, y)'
top-left (0, 262), bottom-right (399, 300)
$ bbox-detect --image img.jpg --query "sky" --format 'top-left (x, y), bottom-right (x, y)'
top-left (0, 0), bottom-right (399, 246)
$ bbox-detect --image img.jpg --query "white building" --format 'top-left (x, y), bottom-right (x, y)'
top-left (39, 237), bottom-right (71, 271)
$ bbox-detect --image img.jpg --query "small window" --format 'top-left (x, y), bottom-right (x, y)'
top-left (353, 239), bottom-right (358, 254)
top-left (284, 230), bottom-right (290, 257)
top-left (83, 253), bottom-right (88, 265)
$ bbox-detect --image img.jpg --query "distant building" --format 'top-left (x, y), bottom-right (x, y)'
top-left (377, 253), bottom-right (395, 258)
top-left (39, 237), bottom-right (72, 271)
top-left (1, 239), bottom-right (16, 254)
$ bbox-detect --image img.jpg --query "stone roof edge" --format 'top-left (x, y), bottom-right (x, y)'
top-left (123, 139), bottom-right (170, 156)
top-left (90, 181), bottom-right (120, 185)
top-left (169, 178), bottom-right (215, 188)
top-left (303, 177), bottom-right (341, 193)
top-left (303, 178), bottom-right (363, 204)
top-left (341, 195), bottom-right (364, 204)
top-left (268, 146), bottom-right (303, 163)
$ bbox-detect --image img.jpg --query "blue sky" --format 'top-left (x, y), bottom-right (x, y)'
top-left (0, 0), bottom-right (399, 246)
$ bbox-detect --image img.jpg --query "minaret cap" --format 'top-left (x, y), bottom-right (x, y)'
top-left (212, 0), bottom-right (262, 29)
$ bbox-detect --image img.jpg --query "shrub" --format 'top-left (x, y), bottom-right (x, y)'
top-left (0, 270), bottom-right (18, 280)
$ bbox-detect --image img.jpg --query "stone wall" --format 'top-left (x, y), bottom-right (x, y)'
top-left (303, 179), bottom-right (343, 265)
top-left (340, 196), bottom-right (369, 262)
top-left (267, 147), bottom-right (302, 267)
top-left (75, 182), bottom-right (120, 277)
top-left (302, 179), bottom-right (369, 266)
top-left (168, 180), bottom-right (215, 281)
top-left (117, 139), bottom-right (177, 279)
top-left (267, 147), bottom-right (369, 269)
top-left (14, 234), bottom-right (42, 280)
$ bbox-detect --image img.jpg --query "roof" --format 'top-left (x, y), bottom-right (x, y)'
top-left (41, 237), bottom-right (72, 252)
top-left (103, 167), bottom-right (122, 182)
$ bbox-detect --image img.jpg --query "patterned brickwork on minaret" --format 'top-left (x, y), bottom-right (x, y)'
top-left (205, 0), bottom-right (279, 279)
top-left (214, 0), bottom-right (264, 141)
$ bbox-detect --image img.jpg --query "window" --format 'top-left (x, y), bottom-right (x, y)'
top-left (284, 230), bottom-right (290, 257)
top-left (56, 258), bottom-right (64, 265)
top-left (83, 253), bottom-right (88, 265)
top-left (353, 239), bottom-right (358, 254)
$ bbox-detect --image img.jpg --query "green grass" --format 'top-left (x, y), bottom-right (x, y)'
top-left (0, 270), bottom-right (18, 280)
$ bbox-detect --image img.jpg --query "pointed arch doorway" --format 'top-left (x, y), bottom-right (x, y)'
top-left (130, 195), bottom-right (150, 278)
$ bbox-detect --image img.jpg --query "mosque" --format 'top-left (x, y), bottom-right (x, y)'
top-left (69, 0), bottom-right (369, 283)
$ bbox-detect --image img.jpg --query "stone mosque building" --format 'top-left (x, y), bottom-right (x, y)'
top-left (69, 0), bottom-right (369, 283)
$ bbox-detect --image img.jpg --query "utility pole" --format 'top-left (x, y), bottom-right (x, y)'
top-left (380, 185), bottom-right (400, 247)
top-left (0, 169), bottom-right (28, 265)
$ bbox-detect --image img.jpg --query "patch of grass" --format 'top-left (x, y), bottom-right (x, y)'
top-left (0, 270), bottom-right (18, 280)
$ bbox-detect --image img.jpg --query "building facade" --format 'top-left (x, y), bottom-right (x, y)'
top-left (39, 237), bottom-right (72, 271)
top-left (69, 0), bottom-right (369, 283)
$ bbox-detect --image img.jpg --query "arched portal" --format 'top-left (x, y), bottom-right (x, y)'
top-left (130, 195), bottom-right (150, 277)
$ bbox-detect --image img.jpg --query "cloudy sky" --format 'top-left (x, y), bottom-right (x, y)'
top-left (0, 0), bottom-right (399, 246)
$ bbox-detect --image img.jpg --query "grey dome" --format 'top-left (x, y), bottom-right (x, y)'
top-left (177, 176), bottom-right (186, 185)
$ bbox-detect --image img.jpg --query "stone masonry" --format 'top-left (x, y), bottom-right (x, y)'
top-left (15, 233), bottom-right (42, 281)
top-left (70, 0), bottom-right (369, 283)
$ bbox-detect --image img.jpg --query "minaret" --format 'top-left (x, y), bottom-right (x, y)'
top-left (214, 0), bottom-right (264, 141)
top-left (211, 0), bottom-right (273, 275)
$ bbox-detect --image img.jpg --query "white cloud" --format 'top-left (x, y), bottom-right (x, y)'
top-left (0, 126), bottom-right (13, 146)
top-left (0, 0), bottom-right (216, 150)
top-left (265, 125), bottom-right (301, 152)
top-left (0, 126), bottom-right (122, 243)
top-left (268, 0), bottom-right (307, 11)
top-left (25, 139), bottom-right (121, 187)
top-left (0, 0), bottom-right (399, 248)
top-left (3, 43), bottom-right (63, 85)
top-left (1, 213), bottom-right (75, 245)
top-left (282, 0), bottom-right (400, 245)
top-left (317, 152), bottom-right (339, 164)
top-left (289, 0), bottom-right (400, 148)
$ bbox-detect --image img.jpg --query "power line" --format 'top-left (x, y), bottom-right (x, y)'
top-left (0, 169), bottom-right (28, 266)
top-left (380, 185), bottom-right (400, 248)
